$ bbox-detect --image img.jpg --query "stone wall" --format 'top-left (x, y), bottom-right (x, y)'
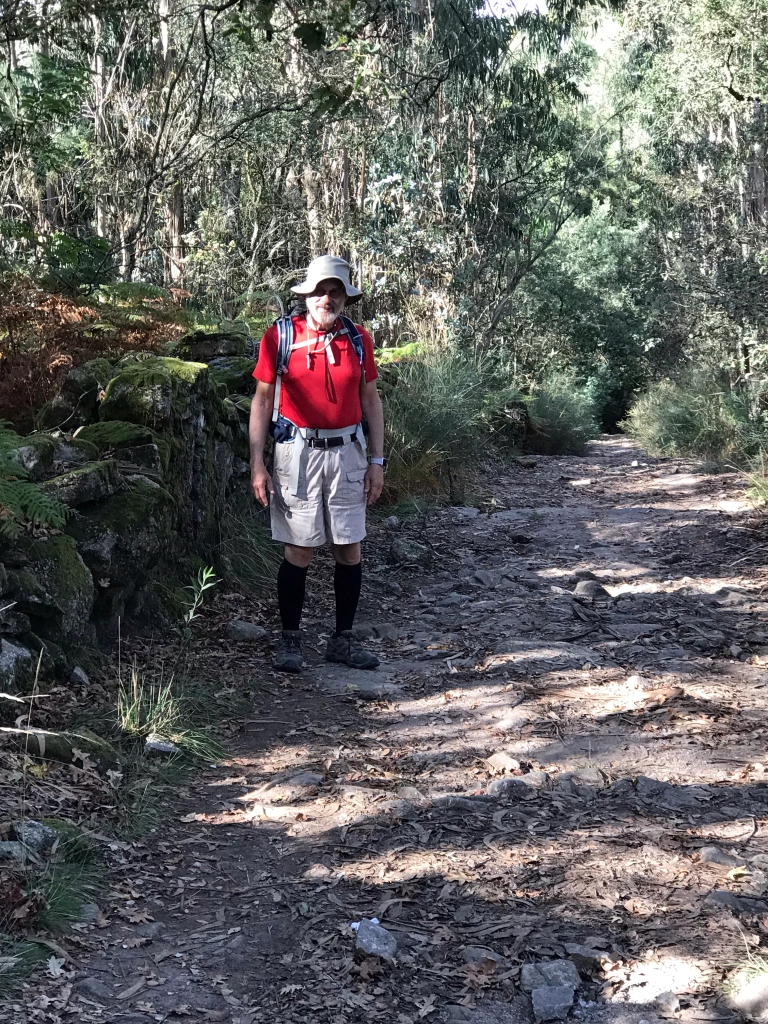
top-left (0, 334), bottom-right (256, 693)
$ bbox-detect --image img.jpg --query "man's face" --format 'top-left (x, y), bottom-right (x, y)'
top-left (305, 279), bottom-right (347, 330)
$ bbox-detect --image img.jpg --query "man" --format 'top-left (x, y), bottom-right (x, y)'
top-left (249, 254), bottom-right (386, 673)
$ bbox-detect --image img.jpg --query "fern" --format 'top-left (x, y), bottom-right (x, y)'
top-left (0, 423), bottom-right (72, 539)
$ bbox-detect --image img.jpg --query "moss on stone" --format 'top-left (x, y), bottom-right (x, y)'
top-left (8, 434), bottom-right (58, 480)
top-left (69, 438), bottom-right (100, 461)
top-left (14, 535), bottom-right (94, 643)
top-left (209, 357), bottom-right (257, 395)
top-left (74, 421), bottom-right (154, 452)
top-left (36, 359), bottom-right (115, 431)
top-left (98, 357), bottom-right (211, 429)
top-left (39, 460), bottom-right (119, 507)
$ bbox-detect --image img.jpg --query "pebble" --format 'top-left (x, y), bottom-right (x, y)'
top-left (70, 666), bottom-right (90, 687)
top-left (463, 946), bottom-right (502, 964)
top-left (13, 819), bottom-right (60, 852)
top-left (486, 752), bottom-right (521, 774)
top-left (699, 845), bottom-right (746, 868)
top-left (145, 733), bottom-right (182, 757)
top-left (573, 579), bottom-right (612, 602)
top-left (226, 620), bottom-right (267, 642)
top-left (355, 919), bottom-right (397, 960)
top-left (653, 991), bottom-right (680, 1016)
top-left (0, 841), bottom-right (28, 862)
top-left (380, 515), bottom-right (399, 528)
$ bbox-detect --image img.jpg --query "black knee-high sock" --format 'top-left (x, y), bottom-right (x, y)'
top-left (277, 559), bottom-right (309, 631)
top-left (334, 562), bottom-right (362, 635)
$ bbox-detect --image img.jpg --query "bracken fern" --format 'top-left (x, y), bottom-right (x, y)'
top-left (0, 422), bottom-right (72, 539)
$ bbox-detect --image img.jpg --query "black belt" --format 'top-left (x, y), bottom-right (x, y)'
top-left (305, 434), bottom-right (355, 449)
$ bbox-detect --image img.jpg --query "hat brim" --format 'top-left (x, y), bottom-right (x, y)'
top-left (291, 276), bottom-right (363, 305)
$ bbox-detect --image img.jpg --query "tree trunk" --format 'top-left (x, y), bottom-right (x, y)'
top-left (303, 164), bottom-right (324, 257)
top-left (164, 180), bottom-right (185, 287)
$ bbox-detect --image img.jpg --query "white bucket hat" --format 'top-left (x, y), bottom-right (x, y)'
top-left (290, 254), bottom-right (363, 305)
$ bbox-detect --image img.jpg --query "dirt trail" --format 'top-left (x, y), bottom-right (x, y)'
top-left (12, 436), bottom-right (768, 1024)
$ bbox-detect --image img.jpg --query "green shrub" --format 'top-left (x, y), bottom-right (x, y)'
top-left (526, 374), bottom-right (600, 455)
top-left (381, 349), bottom-right (489, 497)
top-left (623, 378), bottom-right (768, 462)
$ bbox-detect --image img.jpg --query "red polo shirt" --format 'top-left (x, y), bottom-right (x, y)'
top-left (253, 316), bottom-right (378, 429)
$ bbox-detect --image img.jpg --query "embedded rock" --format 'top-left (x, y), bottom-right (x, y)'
top-left (36, 358), bottom-right (114, 431)
top-left (226, 620), bottom-right (267, 642)
top-left (66, 479), bottom-right (175, 628)
top-left (0, 638), bottom-right (34, 693)
top-left (389, 536), bottom-right (431, 567)
top-left (12, 535), bottom-right (93, 644)
top-left (355, 919), bottom-right (397, 960)
top-left (208, 357), bottom-right (258, 394)
top-left (12, 819), bottom-right (60, 853)
top-left (39, 460), bottom-right (119, 508)
top-left (486, 640), bottom-right (607, 672)
top-left (531, 986), bottom-right (575, 1022)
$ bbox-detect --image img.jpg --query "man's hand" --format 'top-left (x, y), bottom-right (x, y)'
top-left (364, 463), bottom-right (384, 505)
top-left (251, 464), bottom-right (274, 507)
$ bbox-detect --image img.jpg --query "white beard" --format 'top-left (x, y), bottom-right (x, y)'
top-left (307, 304), bottom-right (343, 332)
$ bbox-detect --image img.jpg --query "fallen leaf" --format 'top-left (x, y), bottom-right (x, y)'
top-left (116, 977), bottom-right (146, 1000)
top-left (46, 956), bottom-right (65, 978)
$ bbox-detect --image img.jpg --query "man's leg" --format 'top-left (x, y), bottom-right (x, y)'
top-left (274, 544), bottom-right (313, 673)
top-left (326, 541), bottom-right (379, 669)
top-left (278, 544), bottom-right (313, 629)
top-left (330, 542), bottom-right (361, 636)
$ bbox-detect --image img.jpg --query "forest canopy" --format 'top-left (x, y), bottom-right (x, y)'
top-left (3, 0), bottom-right (768, 456)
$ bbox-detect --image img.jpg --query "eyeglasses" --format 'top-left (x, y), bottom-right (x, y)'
top-left (309, 281), bottom-right (346, 300)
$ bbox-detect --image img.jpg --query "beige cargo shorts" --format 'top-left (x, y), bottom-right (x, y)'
top-left (270, 439), bottom-right (368, 547)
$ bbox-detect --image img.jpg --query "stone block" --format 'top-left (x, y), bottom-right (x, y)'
top-left (531, 986), bottom-right (575, 1022)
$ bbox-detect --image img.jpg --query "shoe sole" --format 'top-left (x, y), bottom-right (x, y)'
top-left (274, 662), bottom-right (303, 673)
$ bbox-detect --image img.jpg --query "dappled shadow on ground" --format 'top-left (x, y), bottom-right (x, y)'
top-left (13, 436), bottom-right (768, 1024)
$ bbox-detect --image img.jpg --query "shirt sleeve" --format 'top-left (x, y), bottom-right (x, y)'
top-left (359, 326), bottom-right (379, 383)
top-left (253, 325), bottom-right (278, 385)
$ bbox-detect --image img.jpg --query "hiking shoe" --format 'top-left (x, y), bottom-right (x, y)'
top-left (274, 630), bottom-right (304, 673)
top-left (325, 630), bottom-right (380, 670)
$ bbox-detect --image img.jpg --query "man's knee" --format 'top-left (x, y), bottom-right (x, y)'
top-left (285, 544), bottom-right (314, 568)
top-left (331, 542), bottom-right (361, 566)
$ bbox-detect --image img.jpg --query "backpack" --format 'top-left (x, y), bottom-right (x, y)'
top-left (271, 312), bottom-right (366, 432)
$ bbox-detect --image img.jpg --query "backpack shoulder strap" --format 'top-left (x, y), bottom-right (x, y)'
top-left (339, 314), bottom-right (366, 386)
top-left (338, 315), bottom-right (364, 363)
top-left (275, 315), bottom-right (294, 375)
top-left (272, 315), bottom-right (294, 422)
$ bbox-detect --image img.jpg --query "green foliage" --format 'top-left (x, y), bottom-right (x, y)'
top-left (526, 374), bottom-right (601, 455)
top-left (623, 377), bottom-right (768, 462)
top-left (216, 494), bottom-right (280, 593)
top-left (0, 423), bottom-right (72, 539)
top-left (117, 665), bottom-right (225, 761)
top-left (177, 566), bottom-right (220, 643)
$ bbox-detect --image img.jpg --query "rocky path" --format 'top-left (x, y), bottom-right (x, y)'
top-left (12, 436), bottom-right (768, 1024)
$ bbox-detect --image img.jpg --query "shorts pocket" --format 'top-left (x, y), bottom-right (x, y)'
top-left (341, 466), bottom-right (367, 504)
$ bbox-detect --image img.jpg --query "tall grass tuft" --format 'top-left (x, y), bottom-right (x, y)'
top-left (217, 493), bottom-right (280, 593)
top-left (117, 665), bottom-right (224, 760)
top-left (526, 373), bottom-right (600, 455)
top-left (623, 377), bottom-right (768, 462)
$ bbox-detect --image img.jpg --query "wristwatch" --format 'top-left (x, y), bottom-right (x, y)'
top-left (369, 457), bottom-right (387, 468)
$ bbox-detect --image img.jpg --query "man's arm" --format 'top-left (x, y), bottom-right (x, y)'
top-left (360, 379), bottom-right (385, 505)
top-left (249, 380), bottom-right (276, 506)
